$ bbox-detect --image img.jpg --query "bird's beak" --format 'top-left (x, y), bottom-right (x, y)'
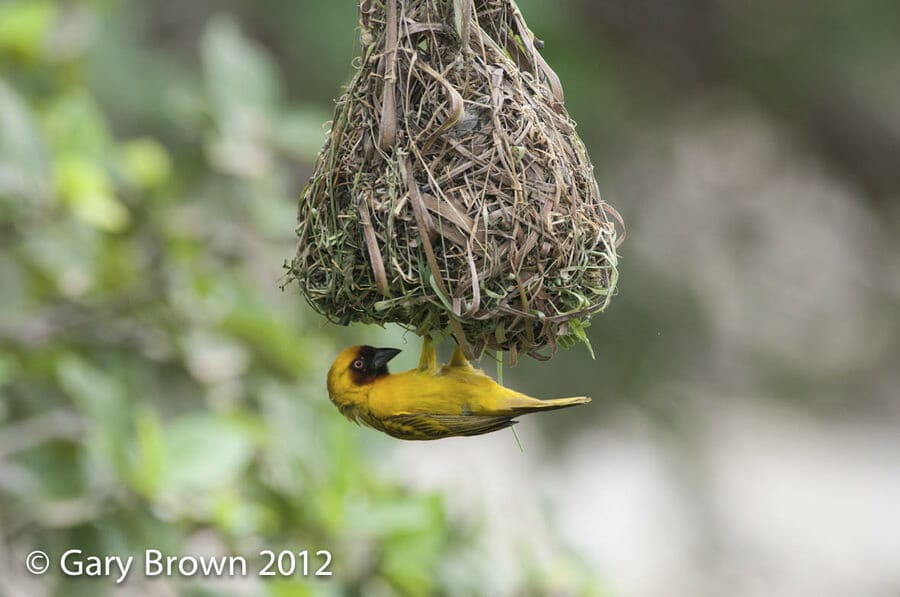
top-left (370, 347), bottom-right (402, 370)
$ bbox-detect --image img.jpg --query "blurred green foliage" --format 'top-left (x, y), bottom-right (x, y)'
top-left (0, 2), bottom-right (604, 594)
top-left (6, 0), bottom-right (891, 594)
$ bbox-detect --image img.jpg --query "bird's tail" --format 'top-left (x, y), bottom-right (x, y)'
top-left (500, 395), bottom-right (591, 415)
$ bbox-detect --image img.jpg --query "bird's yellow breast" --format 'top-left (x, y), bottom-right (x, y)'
top-left (365, 367), bottom-right (518, 418)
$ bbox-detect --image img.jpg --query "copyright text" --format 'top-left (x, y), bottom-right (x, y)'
top-left (25, 548), bottom-right (333, 583)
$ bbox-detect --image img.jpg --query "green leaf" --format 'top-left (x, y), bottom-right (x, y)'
top-left (43, 90), bottom-right (111, 160)
top-left (0, 1), bottom-right (56, 61)
top-left (129, 407), bottom-right (165, 498)
top-left (220, 312), bottom-right (309, 380)
top-left (562, 319), bottom-right (595, 360)
top-left (212, 491), bottom-right (274, 536)
top-left (56, 357), bottom-right (132, 479)
top-left (159, 414), bottom-right (255, 497)
top-left (201, 15), bottom-right (280, 125)
top-left (200, 15), bottom-right (281, 177)
top-left (120, 137), bottom-right (172, 190)
top-left (266, 581), bottom-right (315, 597)
top-left (20, 218), bottom-right (99, 296)
top-left (0, 80), bottom-right (51, 202)
top-left (346, 498), bottom-right (440, 537)
top-left (380, 498), bottom-right (447, 595)
top-left (57, 357), bottom-right (124, 425)
top-left (55, 154), bottom-right (130, 232)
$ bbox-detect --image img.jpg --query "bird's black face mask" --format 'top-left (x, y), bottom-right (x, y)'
top-left (349, 346), bottom-right (401, 384)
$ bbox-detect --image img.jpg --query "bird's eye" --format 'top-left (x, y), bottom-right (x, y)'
top-left (352, 359), bottom-right (364, 370)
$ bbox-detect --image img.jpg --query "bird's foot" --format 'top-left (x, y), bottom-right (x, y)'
top-left (417, 335), bottom-right (437, 373)
top-left (447, 343), bottom-right (473, 369)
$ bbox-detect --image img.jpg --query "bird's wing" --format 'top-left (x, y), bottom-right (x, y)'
top-left (380, 413), bottom-right (516, 440)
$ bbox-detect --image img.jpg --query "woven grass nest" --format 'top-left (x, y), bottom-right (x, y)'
top-left (286, 0), bottom-right (623, 362)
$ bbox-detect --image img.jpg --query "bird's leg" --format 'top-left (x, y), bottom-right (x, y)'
top-left (417, 335), bottom-right (437, 373)
top-left (448, 343), bottom-right (473, 369)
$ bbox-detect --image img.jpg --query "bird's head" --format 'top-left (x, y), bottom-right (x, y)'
top-left (327, 345), bottom-right (402, 397)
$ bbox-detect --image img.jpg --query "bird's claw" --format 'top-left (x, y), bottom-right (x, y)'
top-left (417, 335), bottom-right (437, 373)
top-left (447, 343), bottom-right (473, 369)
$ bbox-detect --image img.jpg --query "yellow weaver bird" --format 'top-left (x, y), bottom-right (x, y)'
top-left (326, 337), bottom-right (591, 440)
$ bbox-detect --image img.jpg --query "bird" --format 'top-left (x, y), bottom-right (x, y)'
top-left (326, 336), bottom-right (591, 440)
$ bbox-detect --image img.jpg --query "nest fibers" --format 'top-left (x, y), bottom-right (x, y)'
top-left (286, 0), bottom-right (623, 362)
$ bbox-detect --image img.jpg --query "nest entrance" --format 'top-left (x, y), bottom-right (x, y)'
top-left (286, 0), bottom-right (623, 362)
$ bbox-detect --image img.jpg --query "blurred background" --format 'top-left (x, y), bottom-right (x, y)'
top-left (1, 0), bottom-right (898, 595)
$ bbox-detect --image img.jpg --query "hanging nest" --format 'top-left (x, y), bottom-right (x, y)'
top-left (285, 0), bottom-right (623, 361)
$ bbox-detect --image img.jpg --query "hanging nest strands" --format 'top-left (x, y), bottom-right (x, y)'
top-left (286, 0), bottom-right (623, 361)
